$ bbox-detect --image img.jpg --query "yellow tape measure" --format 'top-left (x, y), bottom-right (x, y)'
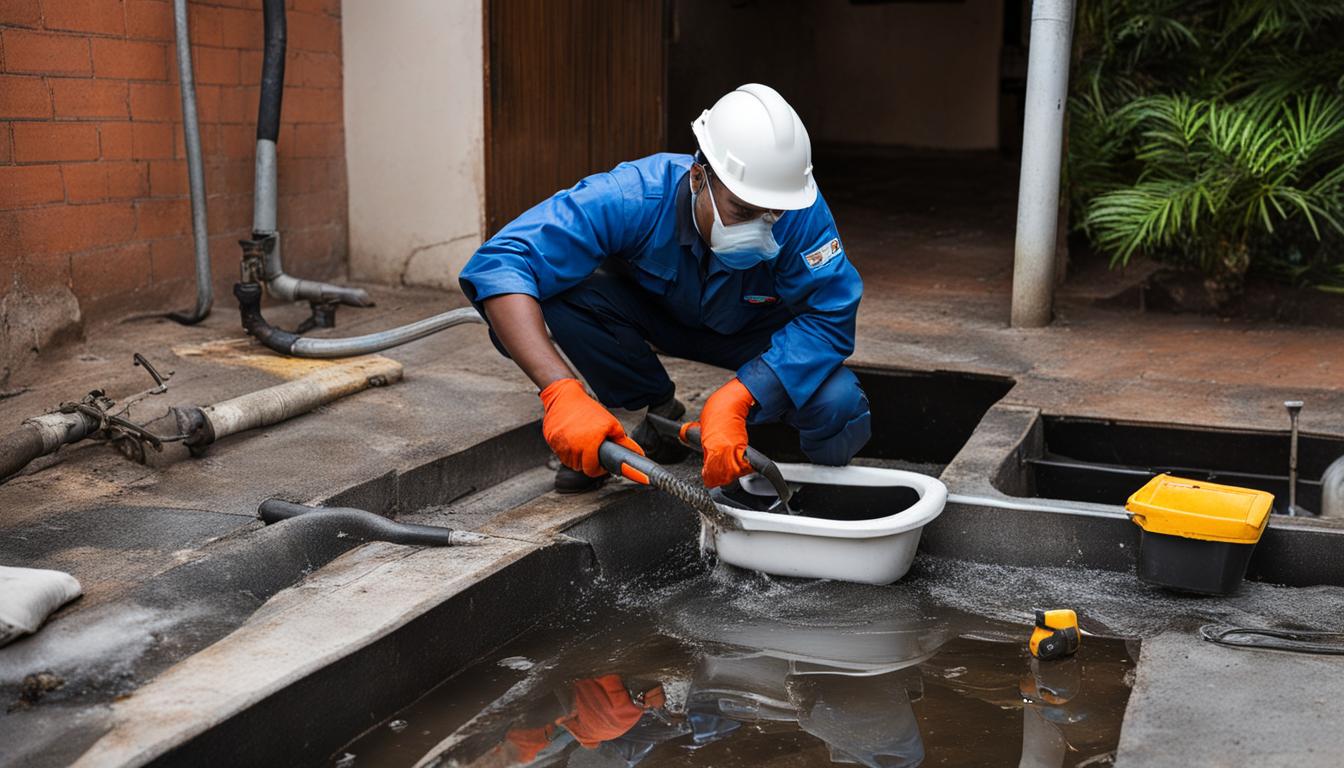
top-left (1029, 609), bottom-right (1081, 660)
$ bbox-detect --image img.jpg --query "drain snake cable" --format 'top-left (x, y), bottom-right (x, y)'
top-left (1199, 625), bottom-right (1344, 655)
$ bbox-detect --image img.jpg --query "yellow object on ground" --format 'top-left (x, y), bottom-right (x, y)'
top-left (1126, 474), bottom-right (1273, 544)
top-left (173, 338), bottom-right (394, 380)
top-left (1029, 609), bottom-right (1080, 660)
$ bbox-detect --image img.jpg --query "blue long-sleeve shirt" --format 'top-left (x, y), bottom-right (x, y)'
top-left (459, 153), bottom-right (862, 414)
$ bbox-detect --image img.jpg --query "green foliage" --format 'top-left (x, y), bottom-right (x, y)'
top-left (1069, 0), bottom-right (1344, 295)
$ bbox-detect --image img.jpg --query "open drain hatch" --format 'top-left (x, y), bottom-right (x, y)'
top-left (748, 367), bottom-right (1014, 472)
top-left (1009, 416), bottom-right (1344, 516)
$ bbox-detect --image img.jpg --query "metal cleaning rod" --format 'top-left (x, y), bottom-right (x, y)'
top-left (1286, 400), bottom-right (1304, 516)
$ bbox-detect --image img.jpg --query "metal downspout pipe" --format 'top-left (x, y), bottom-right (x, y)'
top-left (245, 0), bottom-right (370, 309)
top-left (166, 0), bottom-right (212, 325)
top-left (1010, 0), bottom-right (1076, 328)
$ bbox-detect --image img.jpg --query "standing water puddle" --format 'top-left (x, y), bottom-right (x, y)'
top-left (340, 567), bottom-right (1134, 767)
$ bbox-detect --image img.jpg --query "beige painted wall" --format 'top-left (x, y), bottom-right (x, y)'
top-left (670, 0), bottom-right (1003, 151)
top-left (342, 0), bottom-right (484, 291)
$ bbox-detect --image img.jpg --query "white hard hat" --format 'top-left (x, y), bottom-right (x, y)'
top-left (691, 83), bottom-right (816, 211)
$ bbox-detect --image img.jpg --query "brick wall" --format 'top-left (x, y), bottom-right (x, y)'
top-left (0, 0), bottom-right (347, 381)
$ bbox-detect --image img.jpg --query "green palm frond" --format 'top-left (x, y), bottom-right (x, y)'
top-left (1069, 0), bottom-right (1344, 288)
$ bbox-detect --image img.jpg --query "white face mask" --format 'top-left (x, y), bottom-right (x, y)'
top-left (692, 174), bottom-right (781, 269)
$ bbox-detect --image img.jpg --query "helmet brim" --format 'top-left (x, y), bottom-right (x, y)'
top-left (692, 118), bottom-right (817, 211)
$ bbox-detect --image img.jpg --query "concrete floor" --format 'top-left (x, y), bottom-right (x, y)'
top-left (1, 149), bottom-right (1342, 766)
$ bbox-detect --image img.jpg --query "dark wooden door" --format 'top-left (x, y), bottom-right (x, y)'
top-left (485, 0), bottom-right (667, 234)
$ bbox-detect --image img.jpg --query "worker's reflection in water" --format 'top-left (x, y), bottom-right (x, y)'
top-left (462, 665), bottom-right (923, 768)
top-left (450, 584), bottom-right (1123, 768)
top-left (455, 655), bottom-right (1114, 768)
top-left (462, 674), bottom-right (681, 767)
top-left (458, 650), bottom-right (1120, 768)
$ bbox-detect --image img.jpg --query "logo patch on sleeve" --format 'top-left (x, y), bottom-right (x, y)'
top-left (802, 238), bottom-right (843, 270)
top-left (742, 294), bottom-right (779, 305)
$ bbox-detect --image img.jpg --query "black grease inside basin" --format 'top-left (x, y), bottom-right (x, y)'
top-left (716, 479), bottom-right (921, 521)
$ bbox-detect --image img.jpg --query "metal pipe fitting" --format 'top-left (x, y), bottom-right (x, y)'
top-left (253, 233), bottom-right (372, 306)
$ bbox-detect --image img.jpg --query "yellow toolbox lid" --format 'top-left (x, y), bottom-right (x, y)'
top-left (1126, 474), bottom-right (1274, 544)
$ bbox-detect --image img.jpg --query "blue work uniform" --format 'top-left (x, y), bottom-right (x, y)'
top-left (459, 153), bottom-right (870, 465)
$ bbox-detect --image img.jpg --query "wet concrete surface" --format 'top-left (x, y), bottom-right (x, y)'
top-left (343, 563), bottom-right (1135, 768)
top-left (1117, 632), bottom-right (1344, 767)
top-left (0, 148), bottom-right (1340, 764)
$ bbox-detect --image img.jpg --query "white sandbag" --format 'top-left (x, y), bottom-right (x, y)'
top-left (0, 566), bottom-right (82, 647)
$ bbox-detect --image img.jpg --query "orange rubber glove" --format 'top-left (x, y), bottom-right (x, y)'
top-left (539, 378), bottom-right (642, 478)
top-left (696, 377), bottom-right (756, 488)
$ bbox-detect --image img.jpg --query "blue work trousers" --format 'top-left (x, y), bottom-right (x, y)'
top-left (519, 272), bottom-right (871, 465)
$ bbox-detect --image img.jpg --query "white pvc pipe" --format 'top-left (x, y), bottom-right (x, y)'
top-left (1010, 0), bottom-right (1076, 328)
top-left (947, 492), bottom-right (1126, 520)
top-left (199, 357), bottom-right (403, 443)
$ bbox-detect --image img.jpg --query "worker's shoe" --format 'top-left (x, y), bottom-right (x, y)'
top-left (554, 464), bottom-right (607, 494)
top-left (630, 396), bottom-right (692, 465)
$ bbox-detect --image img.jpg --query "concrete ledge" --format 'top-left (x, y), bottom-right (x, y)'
top-left (64, 486), bottom-right (700, 768)
top-left (1117, 632), bottom-right (1344, 768)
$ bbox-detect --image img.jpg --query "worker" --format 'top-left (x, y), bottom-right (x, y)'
top-left (460, 84), bottom-right (870, 493)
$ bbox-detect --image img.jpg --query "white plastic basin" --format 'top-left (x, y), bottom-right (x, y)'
top-left (705, 463), bottom-right (947, 585)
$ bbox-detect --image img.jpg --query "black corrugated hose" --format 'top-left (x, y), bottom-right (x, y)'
top-left (258, 499), bottom-right (491, 547)
top-left (1200, 624), bottom-right (1344, 654)
top-left (257, 0), bottom-right (285, 142)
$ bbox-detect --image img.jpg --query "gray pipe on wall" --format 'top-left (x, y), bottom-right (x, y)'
top-left (166, 0), bottom-right (212, 325)
top-left (1009, 0), bottom-right (1076, 328)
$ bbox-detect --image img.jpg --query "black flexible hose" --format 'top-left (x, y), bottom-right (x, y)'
top-left (257, 0), bottom-right (285, 142)
top-left (1200, 624), bottom-right (1344, 655)
top-left (258, 499), bottom-right (484, 546)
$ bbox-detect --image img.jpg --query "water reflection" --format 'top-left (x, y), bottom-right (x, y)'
top-left (688, 658), bottom-right (925, 767)
top-left (668, 582), bottom-right (945, 767)
top-left (394, 574), bottom-right (1131, 768)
